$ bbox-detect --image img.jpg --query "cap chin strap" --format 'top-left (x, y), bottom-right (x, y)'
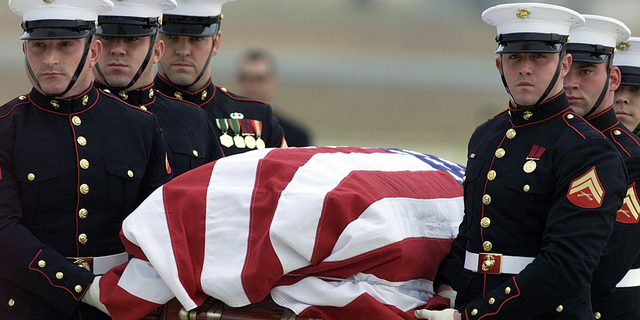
top-left (95, 31), bottom-right (158, 92)
top-left (499, 46), bottom-right (566, 109)
top-left (158, 37), bottom-right (215, 91)
top-left (583, 58), bottom-right (613, 119)
top-left (26, 29), bottom-right (95, 98)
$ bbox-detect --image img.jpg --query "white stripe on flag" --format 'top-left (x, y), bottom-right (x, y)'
top-left (119, 258), bottom-right (176, 305)
top-left (270, 152), bottom-right (441, 273)
top-left (270, 272), bottom-right (434, 314)
top-left (326, 197), bottom-right (463, 262)
top-left (200, 149), bottom-right (271, 306)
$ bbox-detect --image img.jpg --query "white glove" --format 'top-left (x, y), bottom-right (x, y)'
top-left (414, 308), bottom-right (457, 320)
top-left (82, 276), bottom-right (110, 316)
top-left (439, 289), bottom-right (457, 308)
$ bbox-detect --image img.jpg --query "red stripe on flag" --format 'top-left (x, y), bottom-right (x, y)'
top-left (163, 161), bottom-right (216, 305)
top-left (242, 147), bottom-right (390, 302)
top-left (298, 293), bottom-right (416, 320)
top-left (312, 170), bottom-right (462, 265)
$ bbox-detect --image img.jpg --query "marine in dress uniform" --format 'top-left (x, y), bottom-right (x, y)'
top-left (582, 35), bottom-right (640, 319)
top-left (0, 0), bottom-right (172, 319)
top-left (614, 38), bottom-right (640, 135)
top-left (93, 0), bottom-right (224, 176)
top-left (416, 4), bottom-right (628, 320)
top-left (154, 0), bottom-right (287, 156)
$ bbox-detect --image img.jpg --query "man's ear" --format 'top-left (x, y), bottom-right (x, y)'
top-left (609, 66), bottom-right (621, 92)
top-left (211, 31), bottom-right (221, 57)
top-left (495, 56), bottom-right (501, 72)
top-left (560, 53), bottom-right (572, 77)
top-left (153, 39), bottom-right (165, 63)
top-left (88, 38), bottom-right (102, 68)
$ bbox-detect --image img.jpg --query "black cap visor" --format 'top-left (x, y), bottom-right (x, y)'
top-left (20, 19), bottom-right (95, 40)
top-left (96, 16), bottom-right (159, 38)
top-left (566, 43), bottom-right (613, 64)
top-left (159, 14), bottom-right (220, 37)
top-left (619, 66), bottom-right (640, 86)
top-left (496, 33), bottom-right (568, 54)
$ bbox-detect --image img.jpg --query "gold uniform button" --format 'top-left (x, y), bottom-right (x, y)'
top-left (594, 312), bottom-right (601, 319)
top-left (78, 234), bottom-right (88, 244)
top-left (566, 114), bottom-right (574, 120)
top-left (523, 184), bottom-right (530, 192)
top-left (79, 208), bottom-right (88, 219)
top-left (79, 159), bottom-right (89, 169)
top-left (483, 241), bottom-right (493, 252)
top-left (481, 217), bottom-right (491, 228)
top-left (471, 309), bottom-right (478, 316)
top-left (220, 87), bottom-right (228, 93)
top-left (19, 95), bottom-right (27, 100)
top-left (27, 173), bottom-right (35, 181)
top-left (38, 260), bottom-right (46, 268)
top-left (77, 136), bottom-right (87, 146)
top-left (75, 285), bottom-right (83, 293)
top-left (79, 184), bottom-right (89, 195)
top-left (482, 194), bottom-right (491, 205)
top-left (495, 148), bottom-right (505, 158)
top-left (505, 287), bottom-right (511, 294)
top-left (174, 91), bottom-right (183, 99)
top-left (613, 130), bottom-right (622, 136)
top-left (462, 176), bottom-right (466, 183)
top-left (140, 106), bottom-right (148, 111)
top-left (556, 305), bottom-right (564, 312)
top-left (72, 116), bottom-right (82, 126)
top-left (56, 272), bottom-right (64, 279)
top-left (192, 150), bottom-right (199, 157)
top-left (488, 297), bottom-right (495, 305)
top-left (487, 170), bottom-right (496, 180)
top-left (506, 128), bottom-right (516, 139)
top-left (8, 299), bottom-right (14, 307)
top-left (127, 170), bottom-right (134, 178)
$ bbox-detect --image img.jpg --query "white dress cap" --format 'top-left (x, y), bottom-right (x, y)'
top-left (10, 0), bottom-right (114, 22)
top-left (614, 37), bottom-right (640, 68)
top-left (101, 0), bottom-right (177, 18)
top-left (569, 15), bottom-right (630, 49)
top-left (482, 3), bottom-right (584, 37)
top-left (164, 0), bottom-right (235, 17)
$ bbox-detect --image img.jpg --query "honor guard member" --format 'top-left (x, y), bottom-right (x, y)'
top-left (416, 3), bottom-right (628, 320)
top-left (614, 37), bottom-right (640, 135)
top-left (563, 15), bottom-right (640, 320)
top-left (0, 0), bottom-right (172, 318)
top-left (94, 0), bottom-right (224, 176)
top-left (154, 0), bottom-right (287, 156)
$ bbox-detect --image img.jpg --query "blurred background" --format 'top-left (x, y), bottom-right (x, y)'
top-left (1, 0), bottom-right (638, 165)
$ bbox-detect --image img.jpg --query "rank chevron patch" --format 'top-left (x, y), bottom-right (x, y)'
top-left (567, 167), bottom-right (604, 208)
top-left (617, 182), bottom-right (640, 224)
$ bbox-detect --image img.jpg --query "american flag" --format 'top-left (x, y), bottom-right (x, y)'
top-left (99, 147), bottom-right (465, 320)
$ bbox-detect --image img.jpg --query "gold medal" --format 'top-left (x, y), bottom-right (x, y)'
top-left (220, 133), bottom-right (233, 148)
top-left (256, 137), bottom-right (266, 149)
top-left (234, 135), bottom-right (246, 148)
top-left (244, 135), bottom-right (256, 149)
top-left (523, 160), bottom-right (537, 173)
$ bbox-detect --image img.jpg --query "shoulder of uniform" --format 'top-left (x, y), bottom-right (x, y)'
top-left (0, 94), bottom-right (30, 117)
top-left (97, 90), bottom-right (155, 116)
top-left (155, 90), bottom-right (201, 108)
top-left (609, 126), bottom-right (640, 156)
top-left (215, 86), bottom-right (269, 106)
top-left (561, 111), bottom-right (606, 140)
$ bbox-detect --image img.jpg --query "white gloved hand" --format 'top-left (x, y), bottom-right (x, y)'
top-left (438, 289), bottom-right (457, 308)
top-left (81, 276), bottom-right (110, 316)
top-left (414, 308), bottom-right (457, 320)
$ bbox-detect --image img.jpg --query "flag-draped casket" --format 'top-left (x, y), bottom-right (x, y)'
top-left (99, 147), bottom-right (465, 319)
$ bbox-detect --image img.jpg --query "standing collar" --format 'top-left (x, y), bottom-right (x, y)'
top-left (29, 85), bottom-right (98, 114)
top-left (585, 106), bottom-right (619, 132)
top-left (94, 81), bottom-right (156, 107)
top-left (509, 91), bottom-right (571, 126)
top-left (154, 74), bottom-right (215, 106)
